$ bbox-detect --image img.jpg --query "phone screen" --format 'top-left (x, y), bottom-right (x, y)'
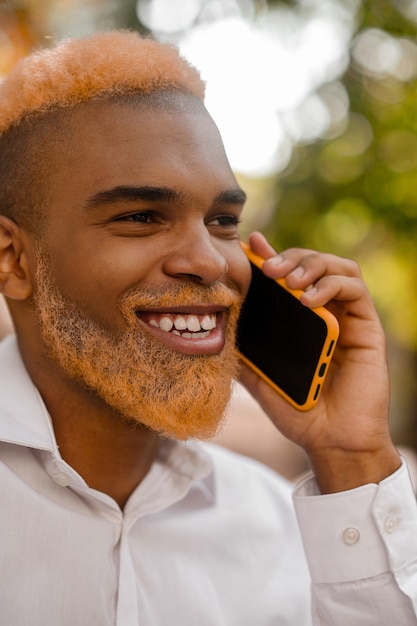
top-left (237, 262), bottom-right (333, 406)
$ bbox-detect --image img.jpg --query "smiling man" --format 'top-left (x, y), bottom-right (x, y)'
top-left (28, 94), bottom-right (247, 446)
top-left (0, 30), bottom-right (416, 626)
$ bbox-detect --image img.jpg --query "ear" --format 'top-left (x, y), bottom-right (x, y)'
top-left (0, 216), bottom-right (33, 300)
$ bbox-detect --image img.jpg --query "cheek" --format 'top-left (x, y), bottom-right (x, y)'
top-left (47, 235), bottom-right (145, 290)
top-left (37, 244), bottom-right (126, 329)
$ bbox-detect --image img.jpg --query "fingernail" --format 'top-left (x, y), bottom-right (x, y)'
top-left (264, 254), bottom-right (284, 267)
top-left (290, 266), bottom-right (305, 279)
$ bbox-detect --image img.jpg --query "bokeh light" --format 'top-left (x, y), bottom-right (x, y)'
top-left (175, 1), bottom-right (358, 176)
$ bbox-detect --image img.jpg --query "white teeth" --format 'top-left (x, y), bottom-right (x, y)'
top-left (182, 331), bottom-right (210, 339)
top-left (147, 312), bottom-right (217, 336)
top-left (187, 315), bottom-right (201, 332)
top-left (201, 314), bottom-right (216, 330)
top-left (173, 316), bottom-right (187, 331)
top-left (159, 316), bottom-right (174, 332)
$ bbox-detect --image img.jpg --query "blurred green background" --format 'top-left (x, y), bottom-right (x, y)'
top-left (1, 0), bottom-right (416, 449)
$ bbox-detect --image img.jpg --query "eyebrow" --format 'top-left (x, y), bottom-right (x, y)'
top-left (84, 185), bottom-right (247, 210)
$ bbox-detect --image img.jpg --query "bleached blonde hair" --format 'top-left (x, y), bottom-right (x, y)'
top-left (0, 30), bottom-right (205, 232)
top-left (0, 30), bottom-right (205, 133)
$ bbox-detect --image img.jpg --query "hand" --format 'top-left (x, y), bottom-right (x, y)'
top-left (239, 232), bottom-right (401, 493)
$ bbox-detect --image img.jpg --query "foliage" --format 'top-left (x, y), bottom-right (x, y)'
top-left (263, 1), bottom-right (417, 352)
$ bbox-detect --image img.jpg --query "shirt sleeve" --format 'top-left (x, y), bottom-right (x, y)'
top-left (293, 459), bottom-right (417, 626)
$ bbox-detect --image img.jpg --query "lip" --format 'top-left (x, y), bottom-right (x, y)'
top-left (135, 308), bottom-right (227, 355)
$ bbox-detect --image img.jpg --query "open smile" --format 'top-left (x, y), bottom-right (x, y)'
top-left (136, 308), bottom-right (226, 355)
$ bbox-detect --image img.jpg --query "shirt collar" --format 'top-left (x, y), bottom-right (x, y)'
top-left (0, 334), bottom-right (58, 452)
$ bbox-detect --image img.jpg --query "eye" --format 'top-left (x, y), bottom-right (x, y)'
top-left (115, 211), bottom-right (155, 223)
top-left (208, 214), bottom-right (241, 228)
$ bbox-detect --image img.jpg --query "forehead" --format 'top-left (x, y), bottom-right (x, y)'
top-left (45, 95), bottom-right (237, 205)
top-left (59, 95), bottom-right (229, 171)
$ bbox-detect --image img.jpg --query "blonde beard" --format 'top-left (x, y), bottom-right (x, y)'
top-left (33, 251), bottom-right (243, 440)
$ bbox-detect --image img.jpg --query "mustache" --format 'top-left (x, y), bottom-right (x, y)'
top-left (119, 281), bottom-right (243, 314)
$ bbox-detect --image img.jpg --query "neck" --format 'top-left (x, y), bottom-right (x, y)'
top-left (50, 398), bottom-right (161, 509)
top-left (16, 329), bottom-right (161, 509)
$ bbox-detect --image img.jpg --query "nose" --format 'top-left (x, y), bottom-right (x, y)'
top-left (162, 225), bottom-right (229, 285)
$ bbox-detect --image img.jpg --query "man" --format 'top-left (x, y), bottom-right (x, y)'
top-left (0, 30), bottom-right (416, 626)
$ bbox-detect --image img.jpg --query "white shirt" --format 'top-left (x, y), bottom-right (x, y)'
top-left (1, 335), bottom-right (417, 626)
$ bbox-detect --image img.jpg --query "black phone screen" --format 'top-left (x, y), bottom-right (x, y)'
top-left (236, 262), bottom-right (329, 406)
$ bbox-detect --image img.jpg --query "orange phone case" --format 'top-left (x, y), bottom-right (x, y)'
top-left (239, 242), bottom-right (339, 410)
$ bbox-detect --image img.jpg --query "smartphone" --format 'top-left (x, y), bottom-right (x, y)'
top-left (237, 242), bottom-right (339, 411)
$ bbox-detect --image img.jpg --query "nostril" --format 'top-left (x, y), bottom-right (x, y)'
top-left (183, 273), bottom-right (204, 283)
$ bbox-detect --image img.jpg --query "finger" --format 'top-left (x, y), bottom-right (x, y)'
top-left (247, 231), bottom-right (278, 260)
top-left (263, 249), bottom-right (362, 289)
top-left (299, 274), bottom-right (377, 321)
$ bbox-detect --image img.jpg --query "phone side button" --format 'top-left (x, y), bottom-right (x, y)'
top-left (326, 340), bottom-right (335, 357)
top-left (318, 363), bottom-right (326, 378)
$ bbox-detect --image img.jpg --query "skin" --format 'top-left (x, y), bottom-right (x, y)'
top-left (0, 98), bottom-right (400, 506)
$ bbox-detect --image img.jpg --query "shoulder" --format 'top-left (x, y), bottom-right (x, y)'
top-left (204, 441), bottom-right (293, 488)
top-left (200, 441), bottom-right (296, 524)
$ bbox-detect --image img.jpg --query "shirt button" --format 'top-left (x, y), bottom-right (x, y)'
top-left (53, 473), bottom-right (70, 487)
top-left (343, 527), bottom-right (360, 545)
top-left (384, 516), bottom-right (399, 533)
